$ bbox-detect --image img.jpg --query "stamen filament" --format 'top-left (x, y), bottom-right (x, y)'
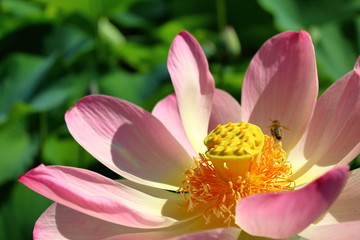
top-left (180, 122), bottom-right (295, 226)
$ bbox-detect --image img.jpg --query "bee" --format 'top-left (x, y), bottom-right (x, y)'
top-left (268, 120), bottom-right (290, 141)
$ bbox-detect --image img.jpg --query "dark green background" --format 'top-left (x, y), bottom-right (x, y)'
top-left (0, 0), bottom-right (359, 239)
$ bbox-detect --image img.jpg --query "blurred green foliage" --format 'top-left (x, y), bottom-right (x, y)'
top-left (0, 0), bottom-right (358, 239)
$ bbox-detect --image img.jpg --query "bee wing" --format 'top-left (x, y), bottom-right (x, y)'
top-left (282, 125), bottom-right (291, 131)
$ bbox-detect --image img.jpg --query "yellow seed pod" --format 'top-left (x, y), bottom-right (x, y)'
top-left (204, 122), bottom-right (264, 161)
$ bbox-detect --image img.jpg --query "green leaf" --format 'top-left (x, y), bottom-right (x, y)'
top-left (1, 102), bottom-right (35, 124)
top-left (356, 16), bottom-right (360, 51)
top-left (45, 25), bottom-right (94, 63)
top-left (0, 119), bottom-right (38, 184)
top-left (0, 54), bottom-right (56, 120)
top-left (314, 23), bottom-right (357, 81)
top-left (257, 0), bottom-right (303, 31)
top-left (2, 0), bottom-right (42, 18)
top-left (99, 69), bottom-right (164, 105)
top-left (98, 17), bottom-right (126, 47)
top-left (42, 135), bottom-right (96, 167)
top-left (156, 21), bottom-right (187, 44)
top-left (0, 182), bottom-right (52, 239)
top-left (112, 11), bottom-right (150, 29)
top-left (156, 16), bottom-right (213, 44)
top-left (115, 42), bottom-right (168, 72)
top-left (29, 73), bottom-right (90, 111)
top-left (258, 0), bottom-right (360, 30)
top-left (35, 0), bottom-right (139, 21)
top-left (212, 63), bottom-right (246, 98)
top-left (130, 0), bottom-right (167, 21)
top-left (29, 83), bottom-right (72, 111)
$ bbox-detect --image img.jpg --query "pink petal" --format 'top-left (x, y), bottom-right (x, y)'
top-left (208, 89), bottom-right (242, 132)
top-left (152, 94), bottom-right (196, 157)
top-left (118, 179), bottom-right (202, 220)
top-left (241, 31), bottom-right (318, 152)
top-left (169, 228), bottom-right (241, 240)
top-left (105, 229), bottom-right (241, 240)
top-left (104, 219), bottom-right (241, 240)
top-left (313, 168), bottom-right (360, 225)
top-left (65, 95), bottom-right (192, 190)
top-left (38, 204), bottom-right (240, 240)
top-left (34, 203), bottom-right (134, 240)
top-left (235, 166), bottom-right (349, 239)
top-left (291, 58), bottom-right (360, 182)
top-left (299, 221), bottom-right (360, 240)
top-left (356, 56), bottom-right (360, 70)
top-left (168, 31), bottom-right (215, 153)
top-left (19, 165), bottom-right (177, 229)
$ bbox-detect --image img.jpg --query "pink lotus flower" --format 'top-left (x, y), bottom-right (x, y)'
top-left (19, 30), bottom-right (360, 240)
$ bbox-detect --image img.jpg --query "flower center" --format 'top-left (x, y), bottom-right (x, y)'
top-left (179, 122), bottom-right (295, 225)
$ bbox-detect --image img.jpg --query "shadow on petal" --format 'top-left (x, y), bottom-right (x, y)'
top-left (235, 166), bottom-right (349, 239)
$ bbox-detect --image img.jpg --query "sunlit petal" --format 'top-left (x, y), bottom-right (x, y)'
top-left (235, 166), bottom-right (349, 239)
top-left (169, 227), bottom-right (241, 240)
top-left (152, 94), bottom-right (196, 157)
top-left (65, 95), bottom-right (192, 190)
top-left (291, 58), bottom-right (360, 183)
top-left (118, 179), bottom-right (202, 220)
top-left (34, 203), bottom-right (137, 240)
top-left (19, 165), bottom-right (177, 228)
top-left (208, 89), bottom-right (242, 132)
top-left (168, 31), bottom-right (215, 153)
top-left (242, 31), bottom-right (318, 152)
top-left (313, 168), bottom-right (360, 225)
top-left (299, 221), bottom-right (360, 240)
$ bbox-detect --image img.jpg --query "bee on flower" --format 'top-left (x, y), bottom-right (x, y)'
top-left (268, 120), bottom-right (290, 141)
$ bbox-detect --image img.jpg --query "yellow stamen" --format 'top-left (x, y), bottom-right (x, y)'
top-left (180, 122), bottom-right (294, 226)
top-left (203, 121), bottom-right (264, 180)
